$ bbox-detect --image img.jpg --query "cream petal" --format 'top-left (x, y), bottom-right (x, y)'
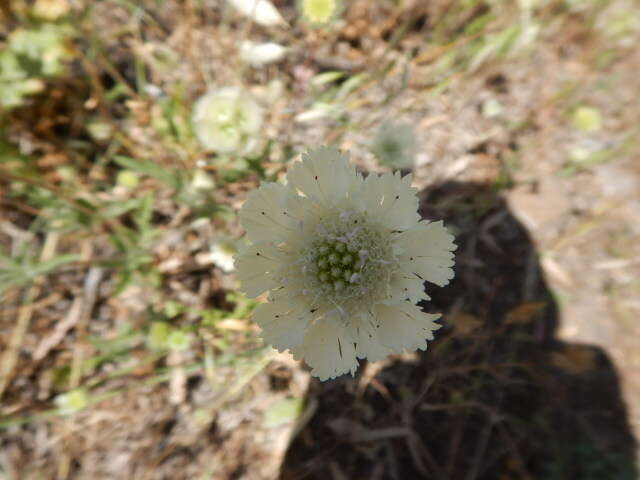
top-left (396, 221), bottom-right (456, 287)
top-left (234, 243), bottom-right (290, 298)
top-left (349, 312), bottom-right (393, 362)
top-left (358, 171), bottom-right (420, 230)
top-left (239, 182), bottom-right (304, 243)
top-left (287, 146), bottom-right (361, 208)
top-left (293, 316), bottom-right (358, 381)
top-left (253, 300), bottom-right (311, 351)
top-left (201, 125), bottom-right (242, 153)
top-left (396, 220), bottom-right (456, 255)
top-left (268, 283), bottom-right (306, 302)
top-left (374, 302), bottom-right (441, 353)
top-left (236, 96), bottom-right (264, 133)
top-left (384, 271), bottom-right (429, 305)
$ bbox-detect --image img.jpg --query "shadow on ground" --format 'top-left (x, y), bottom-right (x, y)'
top-left (279, 181), bottom-right (637, 480)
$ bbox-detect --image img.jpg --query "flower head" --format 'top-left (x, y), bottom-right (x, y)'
top-left (370, 121), bottom-right (418, 169)
top-left (55, 388), bottom-right (89, 415)
top-left (235, 146), bottom-right (456, 380)
top-left (192, 87), bottom-right (263, 155)
top-left (240, 41), bottom-right (288, 67)
top-left (167, 329), bottom-right (192, 352)
top-left (299, 0), bottom-right (342, 25)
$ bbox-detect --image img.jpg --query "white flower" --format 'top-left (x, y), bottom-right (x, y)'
top-left (299, 0), bottom-right (341, 25)
top-left (192, 87), bottom-right (263, 154)
top-left (240, 41), bottom-right (288, 66)
top-left (234, 146), bottom-right (456, 380)
top-left (55, 388), bottom-right (89, 415)
top-left (227, 0), bottom-right (287, 27)
top-left (210, 237), bottom-right (238, 272)
top-left (370, 121), bottom-right (418, 169)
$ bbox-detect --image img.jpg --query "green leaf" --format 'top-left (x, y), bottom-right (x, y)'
top-left (0, 250), bottom-right (79, 296)
top-left (133, 192), bottom-right (154, 231)
top-left (113, 155), bottom-right (179, 188)
top-left (311, 71), bottom-right (346, 87)
top-left (167, 329), bottom-right (192, 352)
top-left (147, 322), bottom-right (171, 350)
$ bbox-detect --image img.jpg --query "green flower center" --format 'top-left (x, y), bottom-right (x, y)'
top-left (300, 210), bottom-right (395, 315)
top-left (313, 240), bottom-right (361, 291)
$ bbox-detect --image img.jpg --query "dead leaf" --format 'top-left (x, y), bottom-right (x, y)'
top-left (550, 345), bottom-right (596, 375)
top-left (450, 312), bottom-right (483, 336)
top-left (504, 302), bottom-right (546, 326)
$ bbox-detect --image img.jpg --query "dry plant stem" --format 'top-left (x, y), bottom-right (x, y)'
top-left (69, 264), bottom-right (102, 388)
top-left (33, 293), bottom-right (84, 361)
top-left (58, 245), bottom-right (102, 480)
top-left (207, 351), bottom-right (274, 412)
top-left (168, 351), bottom-right (187, 405)
top-left (1, 291), bottom-right (61, 317)
top-left (0, 232), bottom-right (59, 400)
top-left (0, 169), bottom-right (136, 250)
top-left (407, 429), bottom-right (447, 480)
top-left (446, 413), bottom-right (470, 477)
top-left (464, 418), bottom-right (496, 480)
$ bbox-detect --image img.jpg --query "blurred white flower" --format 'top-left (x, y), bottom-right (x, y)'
top-left (192, 87), bottom-right (263, 154)
top-left (299, 0), bottom-right (341, 25)
top-left (210, 237), bottom-right (238, 272)
top-left (190, 169), bottom-right (216, 191)
top-left (55, 388), bottom-right (89, 415)
top-left (167, 330), bottom-right (192, 352)
top-left (116, 170), bottom-right (140, 189)
top-left (227, 0), bottom-right (287, 27)
top-left (572, 106), bottom-right (602, 132)
top-left (370, 121), bottom-right (418, 169)
top-left (235, 146), bottom-right (456, 380)
top-left (240, 41), bottom-right (288, 66)
top-left (481, 98), bottom-right (503, 118)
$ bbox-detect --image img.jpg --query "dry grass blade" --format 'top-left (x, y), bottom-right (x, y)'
top-left (0, 232), bottom-right (59, 400)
